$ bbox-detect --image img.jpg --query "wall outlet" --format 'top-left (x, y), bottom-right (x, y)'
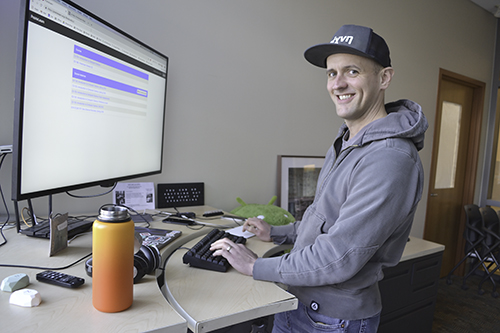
top-left (157, 182), bottom-right (204, 208)
top-left (0, 145), bottom-right (13, 154)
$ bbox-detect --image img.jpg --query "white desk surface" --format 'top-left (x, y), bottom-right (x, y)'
top-left (0, 215), bottom-right (186, 333)
top-left (157, 206), bottom-right (298, 333)
top-left (401, 237), bottom-right (445, 262)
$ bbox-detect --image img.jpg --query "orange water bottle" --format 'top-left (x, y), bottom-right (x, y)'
top-left (92, 205), bottom-right (134, 312)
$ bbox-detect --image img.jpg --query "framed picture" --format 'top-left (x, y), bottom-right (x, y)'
top-left (278, 155), bottom-right (325, 220)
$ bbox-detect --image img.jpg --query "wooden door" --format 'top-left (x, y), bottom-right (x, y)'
top-left (424, 69), bottom-right (484, 277)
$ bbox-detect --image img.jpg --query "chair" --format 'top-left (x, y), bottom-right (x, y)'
top-left (446, 204), bottom-right (488, 290)
top-left (477, 207), bottom-right (500, 298)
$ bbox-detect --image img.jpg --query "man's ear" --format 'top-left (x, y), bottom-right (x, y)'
top-left (380, 67), bottom-right (394, 90)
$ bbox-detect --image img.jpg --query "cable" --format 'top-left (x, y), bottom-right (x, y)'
top-left (98, 203), bottom-right (151, 227)
top-left (0, 153), bottom-right (10, 247)
top-left (21, 206), bottom-right (34, 227)
top-left (0, 252), bottom-right (92, 270)
top-left (121, 204), bottom-right (151, 227)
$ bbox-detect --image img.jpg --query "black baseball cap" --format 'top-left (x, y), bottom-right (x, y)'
top-left (304, 24), bottom-right (391, 68)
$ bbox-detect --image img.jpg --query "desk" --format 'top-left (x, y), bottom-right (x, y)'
top-left (0, 206), bottom-right (298, 333)
top-left (379, 237), bottom-right (445, 333)
top-left (399, 236), bottom-right (445, 262)
top-left (0, 215), bottom-right (186, 333)
top-left (0, 206), bottom-right (444, 333)
top-left (157, 206), bottom-right (297, 333)
top-left (158, 207), bottom-right (444, 333)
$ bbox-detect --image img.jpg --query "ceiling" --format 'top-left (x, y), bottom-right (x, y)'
top-left (470, 0), bottom-right (500, 16)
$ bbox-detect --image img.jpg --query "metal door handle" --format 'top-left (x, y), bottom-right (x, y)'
top-left (430, 193), bottom-right (438, 197)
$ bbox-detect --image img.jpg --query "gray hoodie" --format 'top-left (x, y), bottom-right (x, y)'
top-left (253, 99), bottom-right (428, 320)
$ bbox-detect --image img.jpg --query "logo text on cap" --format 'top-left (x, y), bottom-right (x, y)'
top-left (331, 36), bottom-right (353, 45)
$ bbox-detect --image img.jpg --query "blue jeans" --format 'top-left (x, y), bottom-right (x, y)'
top-left (272, 301), bottom-right (380, 333)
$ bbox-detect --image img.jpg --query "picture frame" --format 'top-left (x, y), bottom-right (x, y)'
top-left (278, 155), bottom-right (325, 220)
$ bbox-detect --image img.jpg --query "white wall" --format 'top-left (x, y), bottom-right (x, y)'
top-left (0, 0), bottom-right (496, 238)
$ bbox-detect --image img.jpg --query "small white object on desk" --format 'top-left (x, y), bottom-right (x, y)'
top-left (1, 273), bottom-right (30, 292)
top-left (9, 289), bottom-right (42, 307)
top-left (227, 225), bottom-right (255, 238)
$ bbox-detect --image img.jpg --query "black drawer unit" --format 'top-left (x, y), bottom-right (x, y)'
top-left (378, 251), bottom-right (443, 333)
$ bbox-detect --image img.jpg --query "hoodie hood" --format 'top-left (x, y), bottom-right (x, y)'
top-left (339, 99), bottom-right (428, 151)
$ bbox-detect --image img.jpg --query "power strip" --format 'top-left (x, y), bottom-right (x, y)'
top-left (157, 182), bottom-right (204, 208)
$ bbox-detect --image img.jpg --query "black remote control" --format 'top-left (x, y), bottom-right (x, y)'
top-left (36, 270), bottom-right (85, 288)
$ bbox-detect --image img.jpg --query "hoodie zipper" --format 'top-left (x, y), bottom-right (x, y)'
top-left (317, 143), bottom-right (359, 196)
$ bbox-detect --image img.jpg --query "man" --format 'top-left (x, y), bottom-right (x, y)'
top-left (211, 24), bottom-right (428, 333)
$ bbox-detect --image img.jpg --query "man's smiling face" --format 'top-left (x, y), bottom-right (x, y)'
top-left (326, 53), bottom-right (388, 129)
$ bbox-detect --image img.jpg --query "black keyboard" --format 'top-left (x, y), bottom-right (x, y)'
top-left (20, 219), bottom-right (94, 239)
top-left (182, 228), bottom-right (246, 272)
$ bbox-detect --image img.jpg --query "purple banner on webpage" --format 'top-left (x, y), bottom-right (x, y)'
top-left (72, 69), bottom-right (148, 97)
top-left (74, 45), bottom-right (149, 80)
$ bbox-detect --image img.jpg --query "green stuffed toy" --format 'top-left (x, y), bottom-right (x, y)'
top-left (230, 196), bottom-right (295, 226)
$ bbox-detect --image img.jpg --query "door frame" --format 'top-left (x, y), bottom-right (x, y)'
top-left (425, 68), bottom-right (485, 275)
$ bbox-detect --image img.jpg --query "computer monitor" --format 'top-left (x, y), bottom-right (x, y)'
top-left (11, 0), bottom-right (168, 206)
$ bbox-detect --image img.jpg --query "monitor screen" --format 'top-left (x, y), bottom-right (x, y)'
top-left (12, 0), bottom-right (168, 201)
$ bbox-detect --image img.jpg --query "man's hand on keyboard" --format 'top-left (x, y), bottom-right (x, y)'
top-left (242, 218), bottom-right (272, 242)
top-left (210, 238), bottom-right (258, 276)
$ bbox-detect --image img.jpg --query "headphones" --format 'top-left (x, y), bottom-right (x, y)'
top-left (85, 245), bottom-right (161, 284)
